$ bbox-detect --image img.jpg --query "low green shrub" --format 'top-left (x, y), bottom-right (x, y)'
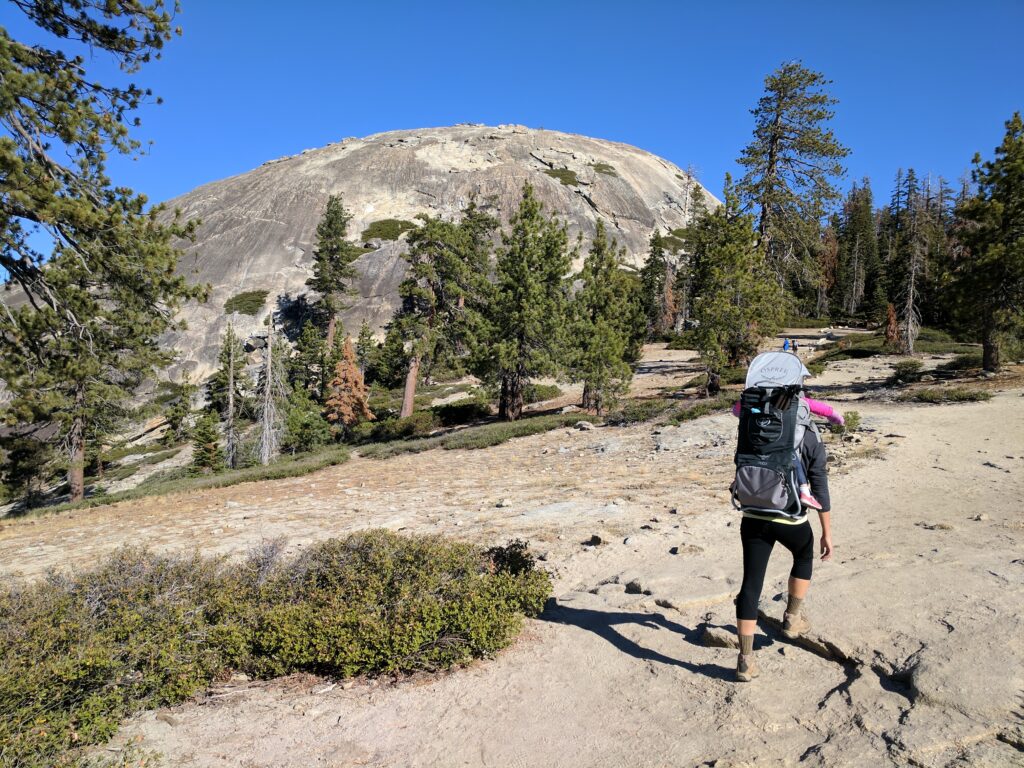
top-left (224, 290), bottom-right (269, 316)
top-left (665, 394), bottom-right (735, 425)
top-left (606, 398), bottom-right (675, 425)
top-left (359, 413), bottom-right (599, 459)
top-left (433, 397), bottom-right (492, 426)
top-left (523, 383), bottom-right (563, 404)
top-left (666, 331), bottom-right (698, 350)
top-left (784, 316), bottom-right (831, 329)
top-left (589, 162), bottom-right (617, 176)
top-left (0, 533), bottom-right (550, 767)
top-left (829, 410), bottom-right (861, 434)
top-left (361, 219), bottom-right (416, 241)
top-left (897, 388), bottom-right (993, 403)
top-left (371, 411), bottom-right (438, 441)
top-left (938, 353), bottom-right (984, 372)
top-left (37, 447), bottom-right (351, 517)
top-left (889, 359), bottom-right (924, 383)
top-left (542, 168), bottom-right (578, 186)
top-left (680, 366), bottom-right (746, 389)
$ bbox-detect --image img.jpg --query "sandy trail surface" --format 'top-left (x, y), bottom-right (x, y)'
top-left (3, 343), bottom-right (1023, 767)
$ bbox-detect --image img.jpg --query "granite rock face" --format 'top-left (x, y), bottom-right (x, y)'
top-left (163, 124), bottom-right (717, 379)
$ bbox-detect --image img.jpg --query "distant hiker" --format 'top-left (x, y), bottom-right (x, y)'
top-left (791, 339), bottom-right (799, 354)
top-left (782, 338), bottom-right (790, 351)
top-left (729, 352), bottom-right (835, 682)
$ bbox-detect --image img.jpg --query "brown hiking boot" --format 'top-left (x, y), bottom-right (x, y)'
top-left (782, 611), bottom-right (811, 639)
top-left (736, 653), bottom-right (760, 682)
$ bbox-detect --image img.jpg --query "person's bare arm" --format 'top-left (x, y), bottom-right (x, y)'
top-left (818, 510), bottom-right (833, 561)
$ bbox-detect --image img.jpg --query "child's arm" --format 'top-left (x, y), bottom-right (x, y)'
top-left (731, 401), bottom-right (741, 417)
top-left (805, 396), bottom-right (844, 425)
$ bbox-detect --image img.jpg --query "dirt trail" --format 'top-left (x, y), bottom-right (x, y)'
top-left (4, 344), bottom-right (1023, 767)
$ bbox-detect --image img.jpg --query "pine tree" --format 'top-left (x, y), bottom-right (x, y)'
top-left (952, 112), bottom-right (1024, 370)
top-left (191, 411), bottom-right (225, 475)
top-left (324, 337), bottom-right (375, 434)
top-left (0, 4), bottom-right (204, 502)
top-left (394, 205), bottom-right (497, 417)
top-left (736, 61), bottom-right (850, 294)
top-left (290, 321), bottom-right (328, 399)
top-left (163, 377), bottom-right (197, 447)
top-left (371, 323), bottom-right (410, 389)
top-left (356, 320), bottom-right (375, 375)
top-left (307, 195), bottom-right (363, 349)
top-left (640, 230), bottom-right (672, 337)
top-left (834, 181), bottom-right (882, 319)
top-left (684, 176), bottom-right (785, 394)
top-left (477, 184), bottom-right (572, 420)
top-left (282, 387), bottom-right (333, 454)
top-left (567, 221), bottom-right (642, 414)
top-left (208, 323), bottom-right (253, 424)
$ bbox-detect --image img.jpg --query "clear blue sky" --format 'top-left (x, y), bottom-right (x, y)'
top-left (4, 0), bottom-right (1023, 207)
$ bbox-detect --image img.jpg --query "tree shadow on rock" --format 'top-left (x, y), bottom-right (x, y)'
top-left (540, 602), bottom-right (735, 682)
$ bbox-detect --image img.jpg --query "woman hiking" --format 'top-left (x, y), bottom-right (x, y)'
top-left (730, 351), bottom-right (834, 682)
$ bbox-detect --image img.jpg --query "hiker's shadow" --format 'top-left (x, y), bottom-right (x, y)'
top-left (539, 602), bottom-right (736, 682)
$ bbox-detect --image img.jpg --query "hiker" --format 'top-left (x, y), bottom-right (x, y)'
top-left (729, 352), bottom-right (835, 682)
top-left (782, 338), bottom-right (790, 351)
top-left (792, 339), bottom-right (799, 354)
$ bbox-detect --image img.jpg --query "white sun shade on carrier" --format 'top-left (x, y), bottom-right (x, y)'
top-left (745, 351), bottom-right (812, 389)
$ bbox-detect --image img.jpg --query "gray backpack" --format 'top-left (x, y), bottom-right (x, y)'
top-left (729, 352), bottom-right (812, 518)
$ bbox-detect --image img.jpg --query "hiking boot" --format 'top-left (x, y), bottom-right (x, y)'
top-left (736, 653), bottom-right (760, 682)
top-left (798, 486), bottom-right (823, 510)
top-left (783, 611), bottom-right (811, 639)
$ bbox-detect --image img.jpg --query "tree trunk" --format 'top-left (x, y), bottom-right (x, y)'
top-left (325, 314), bottom-right (337, 352)
top-left (705, 369), bottom-right (721, 398)
top-left (499, 371), bottom-right (524, 421)
top-left (982, 327), bottom-right (1000, 372)
top-left (400, 355), bottom-right (420, 418)
top-left (226, 341), bottom-right (237, 469)
top-left (68, 387), bottom-right (86, 503)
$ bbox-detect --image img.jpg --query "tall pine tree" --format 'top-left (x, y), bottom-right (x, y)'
top-left (477, 184), bottom-right (572, 420)
top-left (0, 3), bottom-right (204, 502)
top-left (568, 221), bottom-right (642, 414)
top-left (394, 205), bottom-right (496, 417)
top-left (736, 61), bottom-right (850, 301)
top-left (307, 195), bottom-right (362, 349)
top-left (684, 176), bottom-right (785, 394)
top-left (952, 112), bottom-right (1024, 370)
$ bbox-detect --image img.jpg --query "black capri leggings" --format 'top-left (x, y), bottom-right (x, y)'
top-left (736, 517), bottom-right (814, 621)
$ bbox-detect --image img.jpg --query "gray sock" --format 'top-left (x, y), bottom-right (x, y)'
top-left (739, 635), bottom-right (754, 655)
top-left (786, 595), bottom-right (804, 616)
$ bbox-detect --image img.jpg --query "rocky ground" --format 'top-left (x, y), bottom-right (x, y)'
top-left (3, 337), bottom-right (1022, 767)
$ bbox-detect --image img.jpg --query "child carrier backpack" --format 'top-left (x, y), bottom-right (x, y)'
top-left (730, 352), bottom-right (811, 518)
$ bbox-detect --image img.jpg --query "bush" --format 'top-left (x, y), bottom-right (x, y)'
top-left (0, 533), bottom-right (550, 767)
top-left (897, 388), bottom-right (993, 403)
top-left (542, 168), bottom-right (578, 186)
top-left (666, 331), bottom-right (698, 350)
top-left (606, 398), bottom-right (675, 425)
top-left (360, 219), bottom-right (416, 242)
top-left (938, 353), bottom-right (984, 372)
top-left (589, 162), bottom-right (617, 176)
top-left (371, 411), bottom-right (438, 442)
top-left (665, 394), bottom-right (735, 425)
top-left (433, 398), bottom-right (492, 426)
top-left (828, 410), bottom-right (861, 435)
top-left (359, 413), bottom-right (599, 459)
top-left (224, 290), bottom-right (269, 316)
top-left (522, 383), bottom-right (563, 404)
top-left (889, 359), bottom-right (924, 383)
top-left (784, 316), bottom-right (831, 329)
